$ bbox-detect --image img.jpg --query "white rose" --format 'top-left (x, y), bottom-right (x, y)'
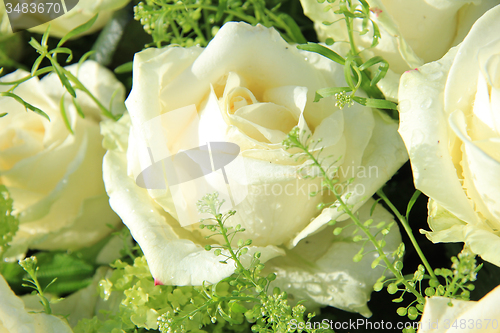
top-left (0, 274), bottom-right (73, 333)
top-left (0, 61), bottom-right (126, 258)
top-left (103, 22), bottom-right (407, 315)
top-left (0, 2), bottom-right (11, 36)
top-left (1, 0), bottom-right (130, 38)
top-left (299, 0), bottom-right (500, 100)
top-left (418, 284), bottom-right (500, 333)
top-left (398, 5), bottom-right (500, 266)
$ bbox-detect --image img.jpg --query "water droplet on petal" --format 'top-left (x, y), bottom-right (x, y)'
top-left (144, 231), bottom-right (156, 240)
top-left (411, 129), bottom-right (425, 146)
top-left (427, 71), bottom-right (443, 81)
top-left (399, 100), bottom-right (411, 113)
top-left (420, 99), bottom-right (432, 109)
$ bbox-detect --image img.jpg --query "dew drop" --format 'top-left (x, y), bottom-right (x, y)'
top-left (420, 99), bottom-right (433, 109)
top-left (144, 232), bottom-right (157, 240)
top-left (398, 100), bottom-right (411, 113)
top-left (427, 71), bottom-right (443, 81)
top-left (411, 129), bottom-right (425, 146)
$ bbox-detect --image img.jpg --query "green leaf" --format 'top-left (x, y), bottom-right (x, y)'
top-left (370, 198), bottom-right (382, 216)
top-left (216, 0), bottom-right (228, 21)
top-left (297, 43), bottom-right (345, 65)
top-left (41, 24), bottom-right (51, 47)
top-left (280, 13), bottom-right (307, 44)
top-left (49, 47), bottom-right (73, 63)
top-left (344, 57), bottom-right (357, 91)
top-left (58, 15), bottom-right (98, 47)
top-left (371, 20), bottom-right (381, 48)
top-left (406, 190), bottom-right (421, 220)
top-left (0, 92), bottom-right (49, 120)
top-left (31, 55), bottom-right (45, 75)
top-left (230, 301), bottom-right (248, 314)
top-left (114, 61), bottom-right (133, 74)
top-left (51, 62), bottom-right (76, 98)
top-left (359, 56), bottom-right (390, 86)
top-left (60, 95), bottom-right (74, 134)
top-left (0, 67), bottom-right (53, 87)
top-left (218, 303), bottom-right (241, 325)
top-left (359, 56), bottom-right (386, 71)
top-left (314, 86), bottom-right (352, 102)
top-left (28, 38), bottom-right (45, 53)
top-left (353, 96), bottom-right (398, 110)
top-left (72, 97), bottom-right (85, 118)
top-left (78, 50), bottom-right (96, 68)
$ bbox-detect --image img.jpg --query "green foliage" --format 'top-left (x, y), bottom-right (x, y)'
top-left (427, 249), bottom-right (481, 300)
top-left (282, 127), bottom-right (483, 330)
top-left (283, 127), bottom-right (408, 291)
top-left (0, 17), bottom-right (120, 129)
top-left (0, 185), bottom-right (18, 259)
top-left (297, 0), bottom-right (397, 117)
top-left (158, 192), bottom-right (328, 333)
top-left (134, 0), bottom-right (307, 47)
top-left (18, 256), bottom-right (56, 315)
top-left (74, 194), bottom-right (328, 333)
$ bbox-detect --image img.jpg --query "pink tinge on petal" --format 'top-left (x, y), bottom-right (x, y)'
top-left (404, 69), bottom-right (419, 74)
top-left (370, 7), bottom-right (383, 17)
top-left (154, 278), bottom-right (164, 286)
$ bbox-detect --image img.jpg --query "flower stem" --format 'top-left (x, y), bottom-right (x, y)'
top-left (297, 139), bottom-right (425, 304)
top-left (376, 189), bottom-right (437, 281)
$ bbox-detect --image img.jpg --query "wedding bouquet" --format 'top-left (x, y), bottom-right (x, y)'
top-left (0, 1), bottom-right (499, 332)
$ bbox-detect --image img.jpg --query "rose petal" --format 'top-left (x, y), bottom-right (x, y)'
top-left (445, 4), bottom-right (500, 117)
top-left (0, 274), bottom-right (72, 333)
top-left (103, 114), bottom-right (285, 285)
top-left (126, 47), bottom-right (203, 128)
top-left (291, 108), bottom-right (406, 246)
top-left (418, 285), bottom-right (500, 333)
top-left (398, 46), bottom-right (477, 224)
top-left (423, 199), bottom-right (466, 243)
top-left (159, 22), bottom-right (338, 130)
top-left (28, 0), bottom-right (130, 38)
top-left (449, 110), bottom-right (500, 227)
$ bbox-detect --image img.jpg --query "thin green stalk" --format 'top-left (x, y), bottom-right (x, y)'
top-left (62, 69), bottom-right (117, 120)
top-left (296, 140), bottom-right (425, 304)
top-left (34, 279), bottom-right (52, 315)
top-left (377, 190), bottom-right (437, 281)
top-left (216, 217), bottom-right (259, 289)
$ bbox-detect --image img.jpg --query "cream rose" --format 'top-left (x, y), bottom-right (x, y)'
top-left (0, 61), bottom-right (126, 258)
top-left (0, 0), bottom-right (130, 38)
top-left (418, 284), bottom-right (500, 333)
top-left (299, 0), bottom-right (500, 100)
top-left (103, 22), bottom-right (407, 315)
top-left (398, 5), bottom-right (500, 266)
top-left (0, 274), bottom-right (73, 333)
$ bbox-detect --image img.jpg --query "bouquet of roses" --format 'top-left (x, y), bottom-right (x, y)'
top-left (0, 0), bottom-right (499, 332)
